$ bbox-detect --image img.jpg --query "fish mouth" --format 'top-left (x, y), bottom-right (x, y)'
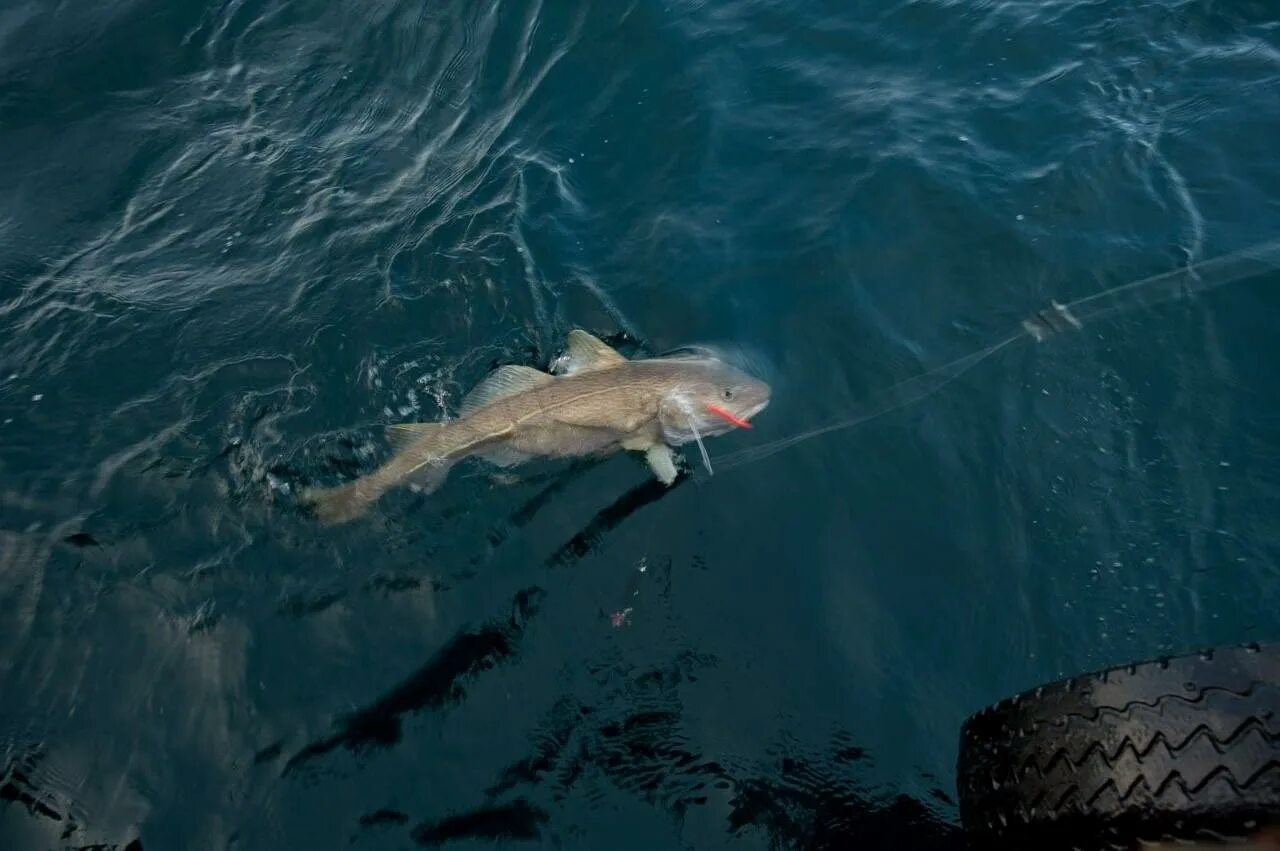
top-left (706, 398), bottom-right (769, 430)
top-left (741, 398), bottom-right (769, 423)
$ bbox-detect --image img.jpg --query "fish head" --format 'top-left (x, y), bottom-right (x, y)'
top-left (656, 357), bottom-right (771, 445)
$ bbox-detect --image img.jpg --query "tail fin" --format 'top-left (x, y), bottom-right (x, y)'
top-left (307, 422), bottom-right (458, 525)
top-left (305, 479), bottom-right (383, 526)
top-left (305, 458), bottom-right (455, 525)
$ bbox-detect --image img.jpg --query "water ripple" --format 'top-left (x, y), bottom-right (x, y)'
top-left (1, 0), bottom-right (1278, 847)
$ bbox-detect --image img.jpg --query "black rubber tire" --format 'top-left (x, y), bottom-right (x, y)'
top-left (957, 642), bottom-right (1280, 849)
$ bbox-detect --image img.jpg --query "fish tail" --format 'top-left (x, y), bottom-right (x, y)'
top-left (306, 422), bottom-right (463, 525)
top-left (305, 456), bottom-right (457, 525)
top-left (305, 478), bottom-right (385, 526)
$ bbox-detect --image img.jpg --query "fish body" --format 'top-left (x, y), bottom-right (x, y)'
top-left (307, 331), bottom-right (770, 523)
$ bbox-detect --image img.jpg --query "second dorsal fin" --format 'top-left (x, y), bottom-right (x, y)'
top-left (458, 365), bottom-right (553, 417)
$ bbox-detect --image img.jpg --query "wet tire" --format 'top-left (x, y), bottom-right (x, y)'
top-left (957, 642), bottom-right (1280, 849)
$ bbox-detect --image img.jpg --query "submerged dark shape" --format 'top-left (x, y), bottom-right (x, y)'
top-left (546, 469), bottom-right (689, 567)
top-left (251, 742), bottom-right (283, 766)
top-left (0, 767), bottom-right (63, 823)
top-left (358, 809), bottom-right (409, 827)
top-left (370, 660), bottom-right (963, 850)
top-left (410, 800), bottom-right (548, 847)
top-left (283, 587), bottom-right (543, 773)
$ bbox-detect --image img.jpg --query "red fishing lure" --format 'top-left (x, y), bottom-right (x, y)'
top-left (706, 403), bottom-right (752, 429)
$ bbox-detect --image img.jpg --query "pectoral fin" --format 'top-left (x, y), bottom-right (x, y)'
top-left (478, 445), bottom-right (532, 468)
top-left (645, 444), bottom-right (679, 486)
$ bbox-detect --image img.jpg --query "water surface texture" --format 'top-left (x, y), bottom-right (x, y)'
top-left (3, 1), bottom-right (1280, 848)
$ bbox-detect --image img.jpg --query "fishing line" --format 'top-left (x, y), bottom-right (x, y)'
top-left (715, 239), bottom-right (1280, 471)
top-left (679, 398), bottom-right (715, 475)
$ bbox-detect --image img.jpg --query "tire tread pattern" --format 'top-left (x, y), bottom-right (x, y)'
top-left (958, 643), bottom-right (1280, 848)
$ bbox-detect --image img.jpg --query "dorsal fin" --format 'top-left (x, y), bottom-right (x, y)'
top-left (386, 422), bottom-right (447, 452)
top-left (558, 330), bottom-right (626, 375)
top-left (458, 365), bottom-right (553, 417)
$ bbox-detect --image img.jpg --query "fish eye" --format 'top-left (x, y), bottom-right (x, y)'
top-left (721, 388), bottom-right (733, 400)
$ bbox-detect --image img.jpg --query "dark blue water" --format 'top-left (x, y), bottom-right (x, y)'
top-left (3, 1), bottom-right (1280, 848)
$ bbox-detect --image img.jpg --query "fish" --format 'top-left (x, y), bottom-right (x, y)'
top-left (305, 330), bottom-right (771, 524)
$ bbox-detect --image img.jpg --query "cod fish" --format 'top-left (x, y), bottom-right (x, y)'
top-left (307, 330), bottom-right (770, 524)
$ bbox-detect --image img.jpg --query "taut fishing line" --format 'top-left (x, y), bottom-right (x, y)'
top-left (715, 239), bottom-right (1280, 471)
top-left (676, 396), bottom-right (715, 475)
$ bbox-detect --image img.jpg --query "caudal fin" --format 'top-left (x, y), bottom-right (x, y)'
top-left (305, 479), bottom-right (382, 525)
top-left (305, 456), bottom-right (455, 525)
